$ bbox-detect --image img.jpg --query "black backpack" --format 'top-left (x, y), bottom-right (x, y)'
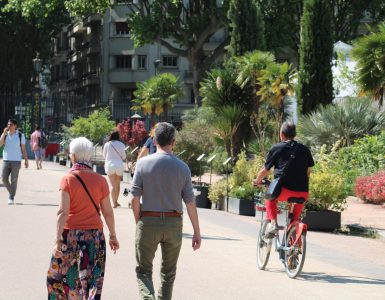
top-left (39, 133), bottom-right (48, 148)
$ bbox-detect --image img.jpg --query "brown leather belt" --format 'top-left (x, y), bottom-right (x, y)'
top-left (141, 211), bottom-right (182, 217)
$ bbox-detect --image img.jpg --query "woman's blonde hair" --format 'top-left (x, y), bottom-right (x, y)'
top-left (69, 137), bottom-right (93, 162)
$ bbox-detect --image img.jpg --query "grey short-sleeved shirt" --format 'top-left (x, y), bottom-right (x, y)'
top-left (130, 152), bottom-right (195, 212)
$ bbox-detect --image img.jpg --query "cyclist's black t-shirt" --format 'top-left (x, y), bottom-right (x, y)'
top-left (264, 140), bottom-right (314, 192)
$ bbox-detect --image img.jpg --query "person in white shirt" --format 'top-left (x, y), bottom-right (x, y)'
top-left (0, 119), bottom-right (29, 204)
top-left (103, 131), bottom-right (126, 208)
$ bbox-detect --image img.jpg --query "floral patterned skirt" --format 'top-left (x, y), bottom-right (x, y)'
top-left (47, 229), bottom-right (106, 300)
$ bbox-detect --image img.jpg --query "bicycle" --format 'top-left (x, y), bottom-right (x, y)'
top-left (254, 180), bottom-right (307, 279)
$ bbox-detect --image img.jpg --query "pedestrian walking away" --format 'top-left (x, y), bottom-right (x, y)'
top-left (30, 125), bottom-right (46, 169)
top-left (103, 131), bottom-right (126, 208)
top-left (253, 121), bottom-right (315, 237)
top-left (130, 122), bottom-right (201, 300)
top-left (46, 137), bottom-right (120, 299)
top-left (0, 119), bottom-right (29, 205)
top-left (137, 124), bottom-right (157, 159)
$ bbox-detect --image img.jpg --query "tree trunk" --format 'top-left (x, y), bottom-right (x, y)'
top-left (150, 108), bottom-right (156, 127)
top-left (163, 104), bottom-right (168, 122)
top-left (231, 128), bottom-right (242, 159)
top-left (188, 49), bottom-right (205, 106)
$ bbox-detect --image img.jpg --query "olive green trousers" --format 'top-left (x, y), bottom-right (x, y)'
top-left (135, 216), bottom-right (183, 300)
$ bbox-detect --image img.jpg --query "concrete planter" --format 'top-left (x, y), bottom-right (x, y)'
top-left (92, 163), bottom-right (106, 175)
top-left (227, 197), bottom-right (255, 216)
top-left (302, 210), bottom-right (341, 231)
top-left (59, 159), bottom-right (66, 166)
top-left (193, 185), bottom-right (211, 209)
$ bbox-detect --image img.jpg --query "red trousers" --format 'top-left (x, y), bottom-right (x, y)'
top-left (265, 188), bottom-right (309, 221)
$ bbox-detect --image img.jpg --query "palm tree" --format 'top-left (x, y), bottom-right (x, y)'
top-left (132, 79), bottom-right (162, 126)
top-left (298, 97), bottom-right (385, 149)
top-left (257, 61), bottom-right (296, 129)
top-left (351, 23), bottom-right (385, 106)
top-left (151, 73), bottom-right (183, 122)
top-left (212, 105), bottom-right (245, 158)
top-left (235, 50), bottom-right (275, 137)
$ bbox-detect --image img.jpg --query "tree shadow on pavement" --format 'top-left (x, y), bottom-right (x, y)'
top-left (300, 272), bottom-right (385, 285)
top-left (182, 233), bottom-right (240, 241)
top-left (15, 203), bottom-right (58, 207)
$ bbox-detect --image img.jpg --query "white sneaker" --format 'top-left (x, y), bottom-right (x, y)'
top-left (265, 221), bottom-right (279, 238)
top-left (7, 198), bottom-right (14, 205)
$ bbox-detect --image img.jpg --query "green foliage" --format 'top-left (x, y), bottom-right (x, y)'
top-left (308, 171), bottom-right (347, 211)
top-left (336, 132), bottom-right (385, 193)
top-left (174, 120), bottom-right (215, 176)
top-left (208, 147), bottom-right (229, 175)
top-left (229, 182), bottom-right (255, 201)
top-left (351, 23), bottom-right (385, 105)
top-left (298, 97), bottom-right (385, 149)
top-left (227, 0), bottom-right (265, 55)
top-left (69, 108), bottom-right (115, 143)
top-left (307, 146), bottom-right (347, 211)
top-left (208, 179), bottom-right (227, 203)
top-left (298, 0), bottom-right (334, 114)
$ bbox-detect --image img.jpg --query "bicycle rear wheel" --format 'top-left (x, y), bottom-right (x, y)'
top-left (285, 226), bottom-right (306, 278)
top-left (257, 220), bottom-right (273, 270)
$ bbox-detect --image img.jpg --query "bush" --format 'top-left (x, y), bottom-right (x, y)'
top-left (208, 179), bottom-right (227, 203)
top-left (208, 146), bottom-right (230, 175)
top-left (174, 121), bottom-right (215, 176)
top-left (308, 171), bottom-right (347, 211)
top-left (355, 171), bottom-right (385, 204)
top-left (229, 182), bottom-right (255, 201)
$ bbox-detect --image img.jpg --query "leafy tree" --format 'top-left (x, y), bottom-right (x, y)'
top-left (257, 0), bottom-right (302, 61)
top-left (126, 0), bottom-right (230, 105)
top-left (227, 0), bottom-right (265, 56)
top-left (69, 108), bottom-right (115, 143)
top-left (351, 23), bottom-right (385, 105)
top-left (298, 0), bottom-right (334, 114)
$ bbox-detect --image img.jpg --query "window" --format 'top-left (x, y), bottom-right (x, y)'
top-left (137, 55), bottom-right (147, 69)
top-left (162, 56), bottom-right (178, 68)
top-left (115, 22), bottom-right (130, 36)
top-left (116, 55), bottom-right (132, 69)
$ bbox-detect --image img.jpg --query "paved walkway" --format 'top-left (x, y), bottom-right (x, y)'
top-left (1, 161), bottom-right (385, 299)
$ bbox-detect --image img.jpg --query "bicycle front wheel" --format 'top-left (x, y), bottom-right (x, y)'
top-left (257, 220), bottom-right (273, 270)
top-left (285, 226), bottom-right (306, 279)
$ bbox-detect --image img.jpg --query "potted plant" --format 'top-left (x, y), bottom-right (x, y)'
top-left (208, 179), bottom-right (227, 210)
top-left (228, 182), bottom-right (256, 216)
top-left (302, 157), bottom-right (347, 230)
top-left (193, 181), bottom-right (211, 209)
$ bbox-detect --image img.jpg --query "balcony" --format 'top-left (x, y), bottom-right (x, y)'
top-left (68, 22), bottom-right (86, 37)
top-left (83, 14), bottom-right (102, 26)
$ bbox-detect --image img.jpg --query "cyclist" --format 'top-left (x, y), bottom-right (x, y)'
top-left (253, 121), bottom-right (314, 238)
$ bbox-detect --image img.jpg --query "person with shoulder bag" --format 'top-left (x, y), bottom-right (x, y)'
top-left (253, 121), bottom-right (314, 238)
top-left (47, 137), bottom-right (119, 299)
top-left (103, 131), bottom-right (126, 208)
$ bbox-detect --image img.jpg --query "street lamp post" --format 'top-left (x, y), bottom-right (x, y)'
top-left (153, 59), bottom-right (161, 75)
top-left (33, 54), bottom-right (42, 128)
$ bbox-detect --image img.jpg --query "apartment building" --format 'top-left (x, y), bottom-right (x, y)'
top-left (50, 2), bottom-right (225, 125)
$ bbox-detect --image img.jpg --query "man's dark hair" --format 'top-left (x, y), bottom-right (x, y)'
top-left (35, 126), bottom-right (41, 130)
top-left (154, 122), bottom-right (176, 147)
top-left (109, 131), bottom-right (120, 141)
top-left (280, 121), bottom-right (296, 139)
top-left (8, 119), bottom-right (17, 126)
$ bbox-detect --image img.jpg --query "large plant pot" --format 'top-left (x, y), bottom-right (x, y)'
top-left (59, 159), bottom-right (66, 166)
top-left (123, 171), bottom-right (132, 183)
top-left (302, 210), bottom-right (341, 231)
top-left (193, 185), bottom-right (211, 209)
top-left (227, 197), bottom-right (255, 216)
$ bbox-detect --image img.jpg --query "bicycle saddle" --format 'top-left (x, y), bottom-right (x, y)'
top-left (287, 197), bottom-right (305, 204)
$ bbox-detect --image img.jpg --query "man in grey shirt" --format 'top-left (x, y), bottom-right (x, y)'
top-left (130, 122), bottom-right (201, 300)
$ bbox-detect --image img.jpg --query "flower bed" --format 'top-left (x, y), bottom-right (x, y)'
top-left (355, 171), bottom-right (385, 204)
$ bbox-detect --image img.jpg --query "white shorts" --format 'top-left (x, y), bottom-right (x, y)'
top-left (104, 161), bottom-right (124, 176)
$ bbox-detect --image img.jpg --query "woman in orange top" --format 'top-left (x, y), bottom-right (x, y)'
top-left (47, 137), bottom-right (119, 299)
